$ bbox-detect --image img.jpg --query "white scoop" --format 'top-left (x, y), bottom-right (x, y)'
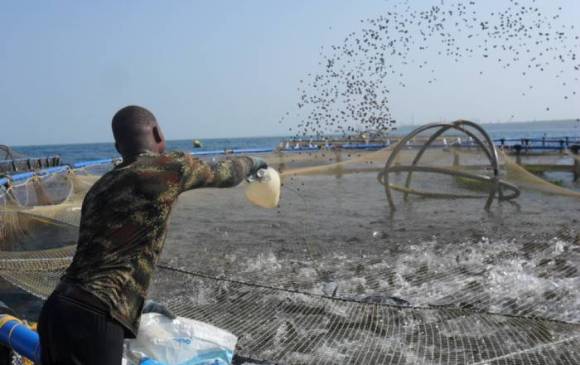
top-left (244, 167), bottom-right (281, 209)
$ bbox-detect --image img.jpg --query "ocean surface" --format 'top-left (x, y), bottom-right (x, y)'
top-left (9, 119), bottom-right (580, 164)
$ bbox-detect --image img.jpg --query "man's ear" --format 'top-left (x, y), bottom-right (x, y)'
top-left (153, 126), bottom-right (162, 143)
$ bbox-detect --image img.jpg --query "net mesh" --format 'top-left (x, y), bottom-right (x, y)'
top-left (501, 152), bottom-right (580, 199)
top-left (1, 139), bottom-right (580, 364)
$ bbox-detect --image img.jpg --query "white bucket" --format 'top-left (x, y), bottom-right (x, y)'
top-left (244, 167), bottom-right (281, 209)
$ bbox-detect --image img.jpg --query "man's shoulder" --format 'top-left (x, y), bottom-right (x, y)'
top-left (108, 152), bottom-right (199, 180)
top-left (163, 151), bottom-right (188, 159)
top-left (87, 152), bottom-right (189, 196)
top-left (134, 151), bottom-right (190, 166)
top-left (133, 152), bottom-right (202, 181)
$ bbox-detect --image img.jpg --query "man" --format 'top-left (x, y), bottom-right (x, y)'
top-left (38, 105), bottom-right (266, 364)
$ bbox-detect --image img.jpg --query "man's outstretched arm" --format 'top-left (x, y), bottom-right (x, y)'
top-left (179, 154), bottom-right (266, 190)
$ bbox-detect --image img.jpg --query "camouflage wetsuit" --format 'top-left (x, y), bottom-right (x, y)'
top-left (61, 151), bottom-right (254, 337)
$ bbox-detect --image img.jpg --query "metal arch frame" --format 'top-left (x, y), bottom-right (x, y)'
top-left (0, 145), bottom-right (15, 161)
top-left (381, 120), bottom-right (520, 211)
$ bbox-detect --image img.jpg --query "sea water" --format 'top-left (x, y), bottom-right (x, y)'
top-left (9, 120), bottom-right (580, 164)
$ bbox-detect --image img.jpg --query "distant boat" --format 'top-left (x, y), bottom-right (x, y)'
top-left (192, 140), bottom-right (203, 148)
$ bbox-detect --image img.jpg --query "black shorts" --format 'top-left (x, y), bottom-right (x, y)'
top-left (38, 291), bottom-right (124, 365)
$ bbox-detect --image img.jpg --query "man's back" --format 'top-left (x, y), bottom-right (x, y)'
top-left (63, 151), bottom-right (254, 336)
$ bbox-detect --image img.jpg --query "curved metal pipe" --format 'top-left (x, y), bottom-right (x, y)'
top-left (383, 122), bottom-right (453, 209)
top-left (452, 120), bottom-right (500, 209)
top-left (401, 123), bottom-right (497, 201)
top-left (378, 165), bottom-right (520, 201)
top-left (382, 120), bottom-right (518, 211)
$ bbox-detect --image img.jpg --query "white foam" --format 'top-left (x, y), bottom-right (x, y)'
top-left (235, 236), bottom-right (580, 322)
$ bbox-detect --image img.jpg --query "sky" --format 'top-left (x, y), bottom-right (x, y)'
top-left (1, 0), bottom-right (579, 145)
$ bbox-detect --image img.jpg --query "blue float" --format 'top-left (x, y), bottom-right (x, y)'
top-left (0, 315), bottom-right (41, 364)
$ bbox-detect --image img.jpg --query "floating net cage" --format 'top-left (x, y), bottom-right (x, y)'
top-left (1, 121), bottom-right (580, 364)
top-left (0, 145), bottom-right (61, 174)
top-left (0, 145), bottom-right (24, 162)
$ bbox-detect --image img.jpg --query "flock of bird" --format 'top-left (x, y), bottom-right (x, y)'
top-left (281, 0), bottom-right (579, 137)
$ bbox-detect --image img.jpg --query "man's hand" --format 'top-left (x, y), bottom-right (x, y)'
top-left (246, 157), bottom-right (269, 182)
top-left (250, 157), bottom-right (268, 176)
top-left (142, 300), bottom-right (176, 320)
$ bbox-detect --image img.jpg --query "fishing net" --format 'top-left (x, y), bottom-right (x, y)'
top-left (501, 152), bottom-right (580, 199)
top-left (0, 146), bottom-right (61, 174)
top-left (1, 132), bottom-right (580, 364)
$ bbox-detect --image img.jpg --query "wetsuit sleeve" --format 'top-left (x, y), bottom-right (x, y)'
top-left (179, 154), bottom-right (254, 191)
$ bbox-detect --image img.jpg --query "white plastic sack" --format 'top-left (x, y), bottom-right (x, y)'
top-left (125, 313), bottom-right (237, 365)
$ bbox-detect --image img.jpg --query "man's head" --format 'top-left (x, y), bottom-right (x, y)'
top-left (112, 105), bottom-right (165, 158)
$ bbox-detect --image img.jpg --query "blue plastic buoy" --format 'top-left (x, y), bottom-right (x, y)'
top-left (0, 315), bottom-right (41, 364)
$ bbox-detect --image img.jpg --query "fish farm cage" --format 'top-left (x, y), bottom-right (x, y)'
top-left (1, 121), bottom-right (580, 364)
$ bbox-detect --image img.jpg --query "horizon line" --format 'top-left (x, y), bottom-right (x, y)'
top-left (10, 118), bottom-right (579, 148)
